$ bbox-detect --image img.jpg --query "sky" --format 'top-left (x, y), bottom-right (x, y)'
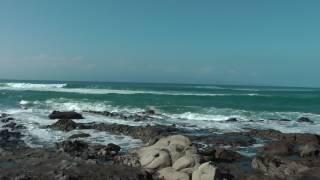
top-left (0, 0), bottom-right (319, 87)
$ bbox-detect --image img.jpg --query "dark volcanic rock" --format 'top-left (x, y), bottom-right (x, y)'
top-left (0, 129), bottom-right (23, 148)
top-left (0, 113), bottom-right (9, 118)
top-left (69, 133), bottom-right (91, 139)
top-left (1, 117), bottom-right (14, 123)
top-left (144, 109), bottom-right (156, 115)
top-left (56, 140), bottom-right (121, 160)
top-left (0, 147), bottom-right (151, 180)
top-left (49, 111), bottom-right (84, 120)
top-left (297, 117), bottom-right (314, 123)
top-left (49, 119), bottom-right (78, 132)
top-left (2, 122), bottom-right (17, 129)
top-left (226, 118), bottom-right (238, 122)
top-left (279, 118), bottom-right (291, 122)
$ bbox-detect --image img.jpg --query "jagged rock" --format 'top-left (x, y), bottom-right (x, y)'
top-left (157, 167), bottom-right (189, 180)
top-left (56, 140), bottom-right (121, 160)
top-left (300, 143), bottom-right (320, 157)
top-left (113, 154), bottom-right (142, 168)
top-left (252, 155), bottom-right (310, 178)
top-left (49, 111), bottom-right (83, 120)
top-left (49, 119), bottom-right (78, 131)
top-left (192, 162), bottom-right (219, 180)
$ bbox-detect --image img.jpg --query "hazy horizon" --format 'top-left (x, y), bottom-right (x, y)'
top-left (1, 0), bottom-right (319, 87)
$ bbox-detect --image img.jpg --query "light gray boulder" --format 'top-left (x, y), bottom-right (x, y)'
top-left (158, 167), bottom-right (190, 180)
top-left (192, 162), bottom-right (218, 180)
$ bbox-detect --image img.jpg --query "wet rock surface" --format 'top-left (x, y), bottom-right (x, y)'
top-left (80, 123), bottom-right (181, 143)
top-left (49, 111), bottom-right (84, 120)
top-left (48, 119), bottom-right (78, 132)
top-left (56, 140), bottom-right (121, 160)
top-left (0, 147), bottom-right (152, 180)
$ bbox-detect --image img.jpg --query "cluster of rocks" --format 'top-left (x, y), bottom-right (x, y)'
top-left (0, 114), bottom-right (25, 149)
top-left (1, 110), bottom-right (320, 180)
top-left (115, 135), bottom-right (226, 180)
top-left (56, 140), bottom-right (121, 161)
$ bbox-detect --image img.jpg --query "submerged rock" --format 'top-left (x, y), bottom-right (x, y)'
top-left (68, 133), bottom-right (91, 139)
top-left (297, 117), bottom-right (314, 123)
top-left (49, 111), bottom-right (84, 120)
top-left (225, 118), bottom-right (238, 122)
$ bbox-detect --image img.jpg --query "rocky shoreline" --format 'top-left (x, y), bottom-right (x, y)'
top-left (0, 111), bottom-right (320, 180)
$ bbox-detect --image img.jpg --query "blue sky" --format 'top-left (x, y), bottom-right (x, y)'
top-left (0, 0), bottom-right (319, 87)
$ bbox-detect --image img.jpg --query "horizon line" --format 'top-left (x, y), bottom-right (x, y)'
top-left (0, 78), bottom-right (318, 89)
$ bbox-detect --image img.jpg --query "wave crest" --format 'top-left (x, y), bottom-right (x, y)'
top-left (1, 83), bottom-right (67, 89)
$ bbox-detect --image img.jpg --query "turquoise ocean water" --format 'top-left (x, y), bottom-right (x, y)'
top-left (0, 80), bottom-right (319, 148)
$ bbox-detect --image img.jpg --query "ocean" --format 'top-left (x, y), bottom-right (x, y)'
top-left (0, 80), bottom-right (320, 148)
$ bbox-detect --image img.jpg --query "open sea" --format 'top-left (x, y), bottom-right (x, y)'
top-left (0, 80), bottom-right (320, 149)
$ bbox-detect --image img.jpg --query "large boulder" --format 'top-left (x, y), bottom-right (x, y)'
top-left (157, 167), bottom-right (189, 180)
top-left (137, 135), bottom-right (198, 171)
top-left (49, 111), bottom-right (84, 120)
top-left (116, 135), bottom-right (200, 179)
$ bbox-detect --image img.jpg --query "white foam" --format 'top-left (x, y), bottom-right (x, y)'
top-left (2, 83), bottom-right (67, 89)
top-left (4, 108), bottom-right (143, 149)
top-left (0, 83), bottom-right (266, 97)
